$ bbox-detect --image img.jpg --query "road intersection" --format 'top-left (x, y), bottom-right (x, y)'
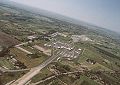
top-left (10, 49), bottom-right (67, 85)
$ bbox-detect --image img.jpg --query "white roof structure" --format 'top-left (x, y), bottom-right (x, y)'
top-left (71, 35), bottom-right (92, 42)
top-left (27, 35), bottom-right (36, 40)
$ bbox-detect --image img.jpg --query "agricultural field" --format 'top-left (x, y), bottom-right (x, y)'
top-left (0, 1), bottom-right (120, 85)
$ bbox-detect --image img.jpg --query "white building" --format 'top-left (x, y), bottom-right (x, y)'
top-left (71, 35), bottom-right (92, 42)
top-left (51, 32), bottom-right (67, 37)
top-left (27, 35), bottom-right (37, 40)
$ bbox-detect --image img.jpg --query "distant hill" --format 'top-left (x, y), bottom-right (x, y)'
top-left (0, 0), bottom-right (120, 41)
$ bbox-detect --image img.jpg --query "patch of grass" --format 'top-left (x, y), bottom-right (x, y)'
top-left (58, 75), bottom-right (76, 85)
top-left (10, 48), bottom-right (49, 68)
top-left (0, 71), bottom-right (27, 85)
top-left (73, 75), bottom-right (100, 85)
top-left (0, 57), bottom-right (14, 69)
top-left (32, 67), bottom-right (53, 82)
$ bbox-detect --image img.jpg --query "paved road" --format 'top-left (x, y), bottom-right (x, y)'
top-left (0, 67), bottom-right (29, 73)
top-left (33, 45), bottom-right (51, 56)
top-left (16, 47), bottom-right (33, 54)
top-left (10, 50), bottom-right (66, 85)
top-left (15, 41), bottom-right (33, 54)
top-left (15, 42), bottom-right (30, 47)
top-left (6, 80), bottom-right (16, 85)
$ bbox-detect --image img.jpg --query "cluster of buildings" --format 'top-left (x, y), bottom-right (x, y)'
top-left (6, 55), bottom-right (19, 69)
top-left (50, 32), bottom-right (67, 38)
top-left (6, 54), bottom-right (27, 69)
top-left (25, 32), bottom-right (85, 60)
top-left (61, 48), bottom-right (81, 60)
top-left (44, 41), bottom-right (74, 50)
top-left (71, 35), bottom-right (92, 42)
top-left (44, 41), bottom-right (81, 60)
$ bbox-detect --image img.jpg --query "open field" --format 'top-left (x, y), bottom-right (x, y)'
top-left (0, 31), bottom-right (20, 47)
top-left (0, 1), bottom-right (120, 85)
top-left (10, 48), bottom-right (49, 68)
top-left (0, 57), bottom-right (14, 69)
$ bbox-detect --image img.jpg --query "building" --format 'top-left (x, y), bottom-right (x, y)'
top-left (27, 35), bottom-right (37, 40)
top-left (71, 35), bottom-right (92, 42)
top-left (51, 32), bottom-right (67, 37)
top-left (27, 35), bottom-right (36, 40)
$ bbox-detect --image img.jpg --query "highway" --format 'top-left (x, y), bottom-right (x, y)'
top-left (10, 49), bottom-right (67, 85)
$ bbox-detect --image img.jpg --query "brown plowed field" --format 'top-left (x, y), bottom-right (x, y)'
top-left (0, 31), bottom-right (20, 47)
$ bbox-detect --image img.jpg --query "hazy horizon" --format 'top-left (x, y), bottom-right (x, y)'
top-left (7, 0), bottom-right (120, 33)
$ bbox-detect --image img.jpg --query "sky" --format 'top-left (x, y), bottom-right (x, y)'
top-left (9, 0), bottom-right (120, 33)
